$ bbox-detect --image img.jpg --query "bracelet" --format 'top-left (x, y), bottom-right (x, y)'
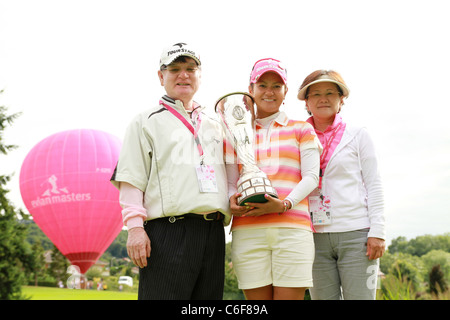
top-left (279, 200), bottom-right (289, 215)
top-left (284, 200), bottom-right (289, 212)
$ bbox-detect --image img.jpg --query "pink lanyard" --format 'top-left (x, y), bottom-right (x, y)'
top-left (318, 123), bottom-right (343, 189)
top-left (159, 100), bottom-right (204, 160)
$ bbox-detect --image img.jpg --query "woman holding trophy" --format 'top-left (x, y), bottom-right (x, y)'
top-left (225, 58), bottom-right (322, 300)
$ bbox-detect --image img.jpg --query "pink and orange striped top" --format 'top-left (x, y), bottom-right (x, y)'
top-left (231, 112), bottom-right (322, 231)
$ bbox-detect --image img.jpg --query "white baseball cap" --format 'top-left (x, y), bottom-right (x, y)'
top-left (159, 43), bottom-right (201, 68)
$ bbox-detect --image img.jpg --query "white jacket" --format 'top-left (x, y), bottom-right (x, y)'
top-left (314, 125), bottom-right (385, 239)
top-left (111, 96), bottom-right (231, 226)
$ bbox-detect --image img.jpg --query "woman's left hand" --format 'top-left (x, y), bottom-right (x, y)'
top-left (366, 237), bottom-right (386, 260)
top-left (242, 194), bottom-right (286, 217)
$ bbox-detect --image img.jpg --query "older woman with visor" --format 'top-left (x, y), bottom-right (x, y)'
top-left (298, 70), bottom-right (386, 300)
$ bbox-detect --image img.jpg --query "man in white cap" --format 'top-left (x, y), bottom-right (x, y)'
top-left (111, 43), bottom-right (231, 299)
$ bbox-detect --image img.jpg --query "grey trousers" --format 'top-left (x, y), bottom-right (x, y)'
top-left (310, 229), bottom-right (379, 300)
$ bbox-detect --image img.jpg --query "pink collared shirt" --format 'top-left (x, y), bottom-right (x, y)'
top-left (229, 111), bottom-right (322, 232)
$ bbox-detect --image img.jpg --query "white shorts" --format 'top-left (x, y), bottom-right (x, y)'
top-left (231, 228), bottom-right (314, 290)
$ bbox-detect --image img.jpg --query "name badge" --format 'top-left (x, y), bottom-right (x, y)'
top-left (196, 164), bottom-right (218, 193)
top-left (309, 190), bottom-right (331, 225)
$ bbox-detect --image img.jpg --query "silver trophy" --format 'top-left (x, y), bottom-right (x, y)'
top-left (215, 92), bottom-right (278, 205)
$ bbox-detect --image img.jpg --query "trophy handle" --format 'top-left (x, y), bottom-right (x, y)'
top-left (215, 91), bottom-right (255, 122)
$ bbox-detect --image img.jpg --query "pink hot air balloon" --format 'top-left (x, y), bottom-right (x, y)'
top-left (19, 129), bottom-right (123, 274)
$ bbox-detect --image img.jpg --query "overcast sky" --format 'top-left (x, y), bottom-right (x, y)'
top-left (1, 0), bottom-right (449, 245)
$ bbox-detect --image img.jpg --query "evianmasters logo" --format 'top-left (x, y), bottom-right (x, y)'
top-left (31, 175), bottom-right (91, 208)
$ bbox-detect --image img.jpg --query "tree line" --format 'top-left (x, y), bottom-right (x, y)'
top-left (379, 233), bottom-right (450, 299)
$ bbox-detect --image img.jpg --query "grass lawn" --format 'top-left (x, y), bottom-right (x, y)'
top-left (22, 286), bottom-right (137, 300)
